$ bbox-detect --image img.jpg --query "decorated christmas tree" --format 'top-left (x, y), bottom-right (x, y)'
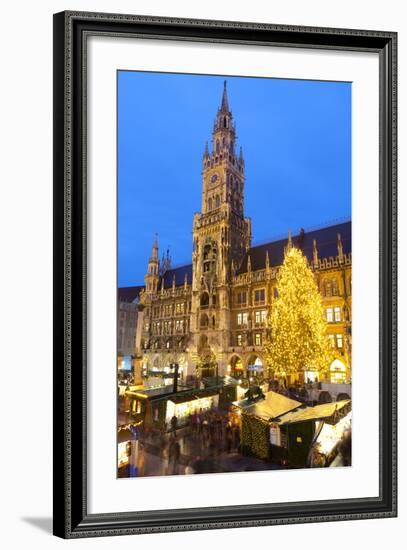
top-left (265, 243), bottom-right (333, 380)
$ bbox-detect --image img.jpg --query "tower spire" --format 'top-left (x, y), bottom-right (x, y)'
top-left (220, 80), bottom-right (229, 112)
top-left (145, 234), bottom-right (160, 294)
top-left (313, 239), bottom-right (319, 267)
top-left (337, 233), bottom-right (344, 263)
top-left (287, 229), bottom-right (292, 251)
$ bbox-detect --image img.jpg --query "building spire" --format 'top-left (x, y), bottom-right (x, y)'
top-left (313, 239), bottom-right (319, 267)
top-left (287, 229), bottom-right (292, 251)
top-left (151, 233), bottom-right (159, 260)
top-left (337, 233), bottom-right (344, 263)
top-left (220, 80), bottom-right (229, 112)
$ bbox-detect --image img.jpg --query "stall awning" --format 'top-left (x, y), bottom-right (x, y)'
top-left (233, 391), bottom-right (302, 421)
top-left (279, 400), bottom-right (351, 425)
top-left (169, 389), bottom-right (219, 404)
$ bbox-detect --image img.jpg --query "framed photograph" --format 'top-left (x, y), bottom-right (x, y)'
top-left (53, 11), bottom-right (397, 538)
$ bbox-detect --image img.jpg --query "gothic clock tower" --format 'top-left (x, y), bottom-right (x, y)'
top-left (190, 81), bottom-right (252, 374)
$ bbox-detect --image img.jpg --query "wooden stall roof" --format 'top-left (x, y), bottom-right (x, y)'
top-left (279, 400), bottom-right (351, 425)
top-left (233, 391), bottom-right (303, 421)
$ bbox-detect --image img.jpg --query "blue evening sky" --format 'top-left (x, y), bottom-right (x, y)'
top-left (118, 71), bottom-right (351, 287)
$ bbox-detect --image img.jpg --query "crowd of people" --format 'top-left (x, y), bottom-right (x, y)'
top-left (157, 409), bottom-right (241, 475)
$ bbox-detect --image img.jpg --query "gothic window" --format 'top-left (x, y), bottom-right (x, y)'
top-left (237, 312), bottom-right (248, 326)
top-left (222, 137), bottom-right (226, 147)
top-left (216, 140), bottom-right (220, 153)
top-left (208, 198), bottom-right (212, 211)
top-left (223, 116), bottom-right (227, 128)
top-left (254, 289), bottom-right (265, 304)
top-left (200, 313), bottom-right (209, 329)
top-left (336, 334), bottom-right (343, 348)
top-left (255, 333), bottom-right (262, 346)
top-left (332, 279), bottom-right (339, 296)
top-left (236, 291), bottom-right (247, 306)
top-left (200, 292), bottom-right (209, 308)
top-left (237, 334), bottom-right (243, 346)
top-left (326, 308), bottom-right (333, 323)
top-left (212, 315), bottom-right (216, 328)
top-left (215, 195), bottom-right (220, 208)
top-left (334, 307), bottom-right (341, 322)
top-left (255, 310), bottom-right (267, 325)
top-left (328, 334), bottom-right (335, 348)
top-left (325, 280), bottom-right (332, 297)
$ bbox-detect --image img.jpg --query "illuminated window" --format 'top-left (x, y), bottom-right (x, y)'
top-left (334, 307), bottom-right (341, 322)
top-left (237, 334), bottom-right (243, 346)
top-left (328, 334), bottom-right (335, 348)
top-left (237, 312), bottom-right (248, 326)
top-left (326, 308), bottom-right (333, 323)
top-left (332, 279), bottom-right (339, 296)
top-left (336, 334), bottom-right (343, 348)
top-left (255, 310), bottom-right (267, 324)
top-left (255, 333), bottom-right (262, 346)
top-left (175, 303), bottom-right (184, 315)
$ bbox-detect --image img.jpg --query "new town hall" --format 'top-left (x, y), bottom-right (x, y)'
top-left (120, 82), bottom-right (352, 385)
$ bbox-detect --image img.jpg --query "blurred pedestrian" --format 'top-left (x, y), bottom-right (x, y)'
top-left (170, 414), bottom-right (178, 433)
top-left (226, 421), bottom-right (233, 453)
top-left (136, 443), bottom-right (146, 477)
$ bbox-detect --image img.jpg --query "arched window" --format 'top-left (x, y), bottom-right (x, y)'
top-left (200, 292), bottom-right (209, 308)
top-left (223, 116), bottom-right (227, 128)
top-left (215, 195), bottom-right (220, 208)
top-left (216, 140), bottom-right (220, 153)
top-left (208, 198), bottom-right (212, 211)
top-left (200, 313), bottom-right (209, 329)
top-left (212, 315), bottom-right (216, 328)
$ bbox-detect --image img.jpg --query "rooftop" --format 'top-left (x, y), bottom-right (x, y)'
top-left (237, 220), bottom-right (351, 274)
top-left (233, 391), bottom-right (303, 421)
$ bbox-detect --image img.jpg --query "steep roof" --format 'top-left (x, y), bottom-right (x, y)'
top-left (237, 220), bottom-right (351, 274)
top-left (120, 221), bottom-right (351, 292)
top-left (160, 264), bottom-right (193, 289)
top-left (118, 285), bottom-right (143, 303)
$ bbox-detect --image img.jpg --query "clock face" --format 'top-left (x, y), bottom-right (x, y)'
top-left (210, 174), bottom-right (218, 184)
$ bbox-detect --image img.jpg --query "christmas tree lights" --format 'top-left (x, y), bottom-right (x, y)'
top-left (265, 245), bottom-right (333, 380)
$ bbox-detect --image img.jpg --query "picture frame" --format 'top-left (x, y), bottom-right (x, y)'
top-left (53, 10), bottom-right (397, 538)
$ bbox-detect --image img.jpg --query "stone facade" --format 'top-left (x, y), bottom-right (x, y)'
top-left (132, 82), bottom-right (351, 384)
